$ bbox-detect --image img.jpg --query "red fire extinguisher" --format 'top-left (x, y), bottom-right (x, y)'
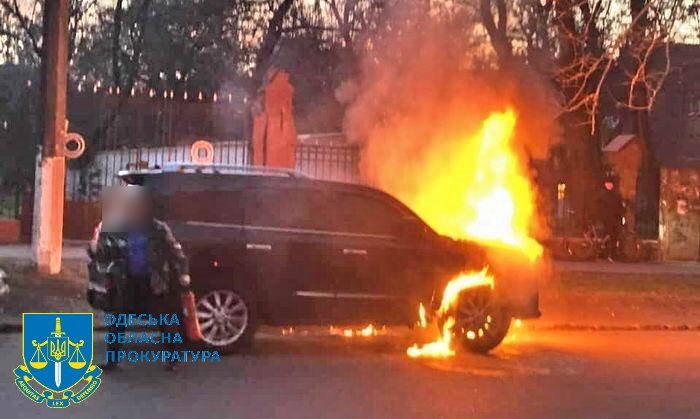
top-left (181, 290), bottom-right (203, 341)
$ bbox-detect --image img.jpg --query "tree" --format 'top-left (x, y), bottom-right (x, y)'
top-left (0, 0), bottom-right (100, 66)
top-left (475, 0), bottom-right (697, 227)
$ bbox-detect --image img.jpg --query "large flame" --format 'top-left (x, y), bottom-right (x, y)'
top-left (406, 109), bottom-right (542, 259)
top-left (397, 109), bottom-right (542, 358)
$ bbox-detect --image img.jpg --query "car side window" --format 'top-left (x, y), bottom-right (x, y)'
top-left (243, 188), bottom-right (319, 230)
top-left (327, 192), bottom-right (406, 236)
top-left (168, 190), bottom-right (243, 224)
top-left (241, 188), bottom-right (410, 236)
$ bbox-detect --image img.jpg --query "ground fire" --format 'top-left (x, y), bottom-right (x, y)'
top-left (400, 109), bottom-right (543, 358)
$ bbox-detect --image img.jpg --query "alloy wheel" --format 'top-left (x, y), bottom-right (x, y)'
top-left (196, 290), bottom-right (249, 347)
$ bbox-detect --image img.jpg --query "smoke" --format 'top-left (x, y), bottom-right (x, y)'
top-left (339, 2), bottom-right (561, 241)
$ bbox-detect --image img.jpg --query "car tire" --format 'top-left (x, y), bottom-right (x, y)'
top-left (451, 286), bottom-right (511, 354)
top-left (195, 287), bottom-right (257, 354)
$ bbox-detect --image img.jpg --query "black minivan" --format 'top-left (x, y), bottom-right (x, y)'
top-left (120, 163), bottom-right (540, 353)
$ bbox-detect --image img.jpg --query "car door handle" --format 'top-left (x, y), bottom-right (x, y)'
top-left (246, 243), bottom-right (272, 251)
top-left (342, 248), bottom-right (368, 256)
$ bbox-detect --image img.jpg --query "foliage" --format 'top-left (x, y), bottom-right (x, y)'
top-left (0, 0), bottom-right (697, 189)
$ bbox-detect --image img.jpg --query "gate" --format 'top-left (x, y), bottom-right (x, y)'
top-left (0, 185), bottom-right (25, 242)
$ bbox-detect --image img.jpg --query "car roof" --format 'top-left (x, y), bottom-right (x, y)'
top-left (119, 163), bottom-right (382, 197)
top-left (118, 162), bottom-right (308, 179)
top-left (118, 163), bottom-right (421, 218)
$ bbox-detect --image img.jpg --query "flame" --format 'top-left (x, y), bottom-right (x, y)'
top-left (329, 324), bottom-right (382, 338)
top-left (359, 324), bottom-right (378, 337)
top-left (407, 317), bottom-right (455, 358)
top-left (407, 269), bottom-right (494, 358)
top-left (438, 269), bottom-right (494, 315)
top-left (503, 318), bottom-right (524, 344)
top-left (372, 109), bottom-right (542, 260)
top-left (417, 303), bottom-right (428, 328)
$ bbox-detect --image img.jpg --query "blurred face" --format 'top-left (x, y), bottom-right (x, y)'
top-left (101, 187), bottom-right (128, 231)
top-left (604, 181), bottom-right (614, 191)
top-left (123, 186), bottom-right (153, 227)
top-left (101, 186), bottom-right (152, 231)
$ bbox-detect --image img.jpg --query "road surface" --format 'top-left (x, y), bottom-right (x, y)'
top-left (0, 327), bottom-right (698, 419)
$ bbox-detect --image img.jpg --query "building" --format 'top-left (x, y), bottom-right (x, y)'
top-left (649, 45), bottom-right (700, 260)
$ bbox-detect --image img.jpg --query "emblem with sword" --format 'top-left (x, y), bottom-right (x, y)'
top-left (48, 317), bottom-right (68, 387)
top-left (16, 313), bottom-right (100, 408)
top-left (31, 317), bottom-right (86, 388)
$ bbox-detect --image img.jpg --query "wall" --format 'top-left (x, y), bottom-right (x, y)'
top-left (659, 167), bottom-right (700, 260)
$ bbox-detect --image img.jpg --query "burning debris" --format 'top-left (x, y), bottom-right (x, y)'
top-left (329, 324), bottom-right (384, 338)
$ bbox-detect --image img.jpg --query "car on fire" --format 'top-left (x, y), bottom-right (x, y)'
top-left (118, 163), bottom-right (540, 353)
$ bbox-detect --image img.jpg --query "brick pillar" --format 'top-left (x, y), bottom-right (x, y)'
top-left (251, 69), bottom-right (297, 168)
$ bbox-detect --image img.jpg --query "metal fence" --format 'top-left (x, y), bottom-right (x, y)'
top-left (65, 138), bottom-right (361, 202)
top-left (66, 140), bottom-right (252, 201)
top-left (295, 142), bottom-right (361, 183)
top-left (0, 186), bottom-right (21, 219)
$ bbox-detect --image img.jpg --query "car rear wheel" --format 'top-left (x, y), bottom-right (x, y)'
top-left (196, 289), bottom-right (255, 353)
top-left (453, 286), bottom-right (511, 353)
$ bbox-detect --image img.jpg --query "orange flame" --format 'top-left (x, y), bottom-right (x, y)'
top-left (407, 269), bottom-right (494, 358)
top-left (407, 317), bottom-right (456, 358)
top-left (376, 109), bottom-right (542, 260)
top-left (401, 109), bottom-right (542, 358)
top-left (330, 324), bottom-right (381, 338)
top-left (417, 303), bottom-right (428, 328)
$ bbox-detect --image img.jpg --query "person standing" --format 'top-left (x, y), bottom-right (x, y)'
top-left (88, 186), bottom-right (190, 371)
top-left (598, 178), bottom-right (625, 261)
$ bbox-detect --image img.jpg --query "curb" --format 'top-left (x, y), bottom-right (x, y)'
top-left (533, 324), bottom-right (700, 332)
top-left (2, 322), bottom-right (700, 335)
top-left (0, 323), bottom-right (153, 334)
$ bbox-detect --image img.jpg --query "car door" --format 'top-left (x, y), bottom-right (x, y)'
top-left (241, 185), bottom-right (342, 324)
top-left (328, 192), bottom-right (433, 324)
top-left (161, 175), bottom-right (247, 291)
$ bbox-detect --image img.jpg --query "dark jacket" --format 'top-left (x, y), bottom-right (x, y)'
top-left (88, 218), bottom-right (189, 297)
top-left (598, 189), bottom-right (625, 229)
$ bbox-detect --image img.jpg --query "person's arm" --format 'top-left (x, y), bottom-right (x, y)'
top-left (156, 220), bottom-right (190, 288)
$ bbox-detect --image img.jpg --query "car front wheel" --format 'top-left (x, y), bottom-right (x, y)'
top-left (196, 288), bottom-right (255, 353)
top-left (452, 286), bottom-right (511, 353)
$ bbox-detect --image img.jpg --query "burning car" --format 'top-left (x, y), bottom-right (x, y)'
top-left (119, 159), bottom-right (540, 355)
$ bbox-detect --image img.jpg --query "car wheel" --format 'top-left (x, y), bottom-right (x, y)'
top-left (196, 288), bottom-right (256, 354)
top-left (452, 286), bottom-right (511, 353)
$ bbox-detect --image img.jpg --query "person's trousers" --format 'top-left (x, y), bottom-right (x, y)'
top-left (106, 286), bottom-right (182, 363)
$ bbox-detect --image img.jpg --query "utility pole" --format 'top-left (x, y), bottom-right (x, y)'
top-left (33, 0), bottom-right (69, 275)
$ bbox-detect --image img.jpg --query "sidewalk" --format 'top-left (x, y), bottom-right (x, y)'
top-left (0, 243), bottom-right (91, 332)
top-left (0, 243), bottom-right (89, 263)
top-left (552, 260), bottom-right (700, 276)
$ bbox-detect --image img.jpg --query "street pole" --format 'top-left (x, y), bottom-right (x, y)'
top-left (33, 0), bottom-right (69, 275)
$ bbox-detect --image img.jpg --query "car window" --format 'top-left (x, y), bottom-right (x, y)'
top-left (242, 188), bottom-right (407, 236)
top-left (243, 188), bottom-right (318, 229)
top-left (325, 192), bottom-right (405, 236)
top-left (168, 191), bottom-right (243, 224)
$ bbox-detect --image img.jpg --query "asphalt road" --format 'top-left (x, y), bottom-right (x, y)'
top-left (0, 327), bottom-right (698, 419)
